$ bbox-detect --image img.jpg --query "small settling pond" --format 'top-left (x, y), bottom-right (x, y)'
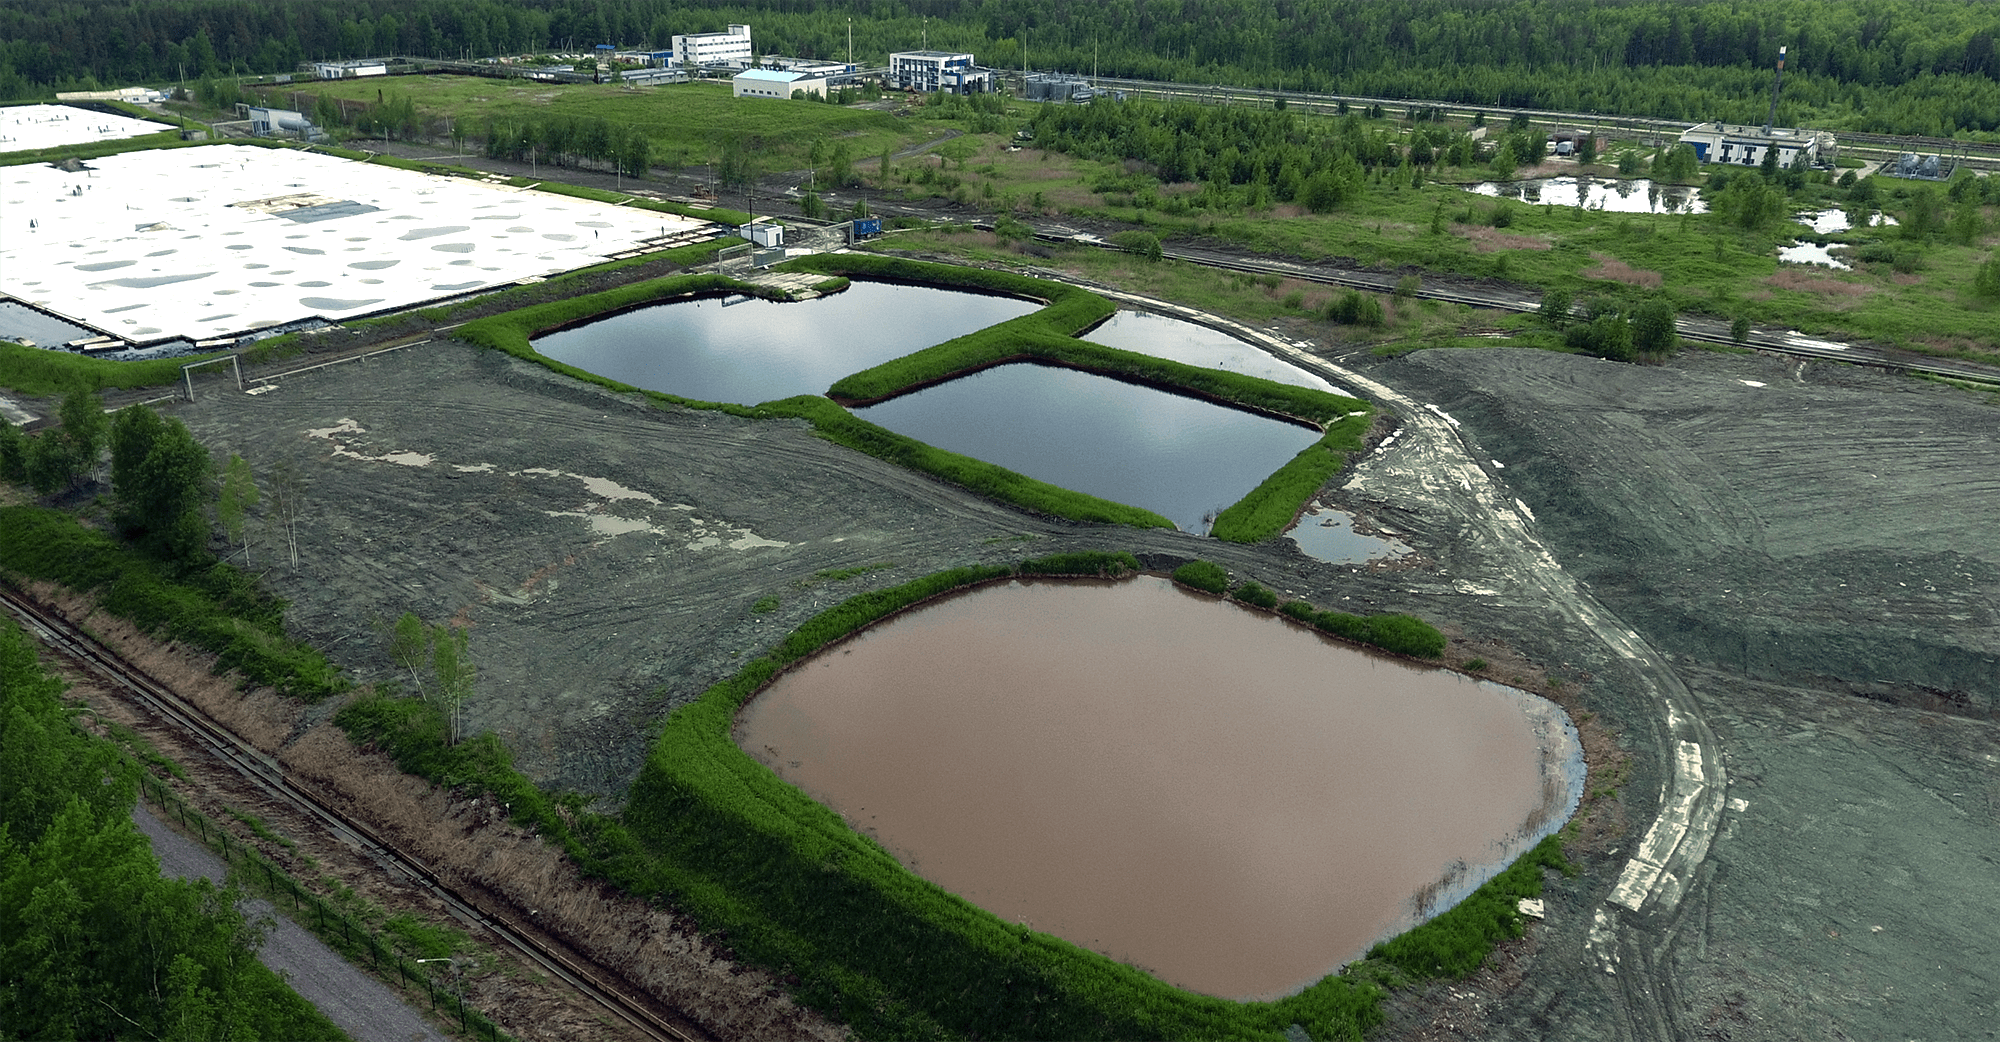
top-left (735, 577), bottom-right (1583, 1000)
top-left (852, 363), bottom-right (1322, 533)
top-left (529, 281), bottom-right (1040, 404)
top-left (1081, 310), bottom-right (1345, 393)
top-left (1466, 176), bottom-right (1706, 214)
top-left (1286, 504), bottom-right (1412, 564)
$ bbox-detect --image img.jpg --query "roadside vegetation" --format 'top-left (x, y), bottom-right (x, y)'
top-left (0, 618), bottom-right (347, 1041)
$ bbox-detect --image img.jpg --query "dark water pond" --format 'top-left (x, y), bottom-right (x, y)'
top-left (1286, 504), bottom-right (1412, 564)
top-left (530, 280), bottom-right (1040, 405)
top-left (0, 301), bottom-right (94, 347)
top-left (1081, 310), bottom-right (1344, 393)
top-left (852, 363), bottom-right (1322, 533)
top-left (735, 577), bottom-right (1583, 1000)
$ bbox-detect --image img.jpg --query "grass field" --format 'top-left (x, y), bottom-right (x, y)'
top-left (252, 76), bottom-right (939, 172)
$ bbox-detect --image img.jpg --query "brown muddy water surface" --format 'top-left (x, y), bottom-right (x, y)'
top-left (734, 577), bottom-right (1581, 1000)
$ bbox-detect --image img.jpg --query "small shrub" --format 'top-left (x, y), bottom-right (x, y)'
top-left (1463, 658), bottom-right (1489, 673)
top-left (1488, 203), bottom-right (1515, 229)
top-left (1326, 290), bottom-right (1385, 327)
top-left (1394, 275), bottom-right (1423, 300)
top-left (751, 596), bottom-right (780, 614)
top-left (1170, 560), bottom-right (1229, 594)
top-left (1730, 315), bottom-right (1752, 343)
top-left (1107, 229), bottom-right (1163, 261)
top-left (1230, 581), bottom-right (1279, 609)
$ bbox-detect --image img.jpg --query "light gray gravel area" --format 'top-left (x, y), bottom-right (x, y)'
top-left (132, 805), bottom-right (450, 1042)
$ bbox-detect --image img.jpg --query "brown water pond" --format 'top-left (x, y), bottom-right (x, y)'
top-left (734, 576), bottom-right (1583, 1000)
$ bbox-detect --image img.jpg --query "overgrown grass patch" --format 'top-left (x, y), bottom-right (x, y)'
top-left (0, 507), bottom-right (346, 698)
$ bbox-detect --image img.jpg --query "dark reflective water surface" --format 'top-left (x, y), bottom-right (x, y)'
top-left (735, 577), bottom-right (1582, 1000)
top-left (0, 301), bottom-right (94, 346)
top-left (530, 281), bottom-right (1040, 404)
top-left (1081, 310), bottom-right (1344, 393)
top-left (852, 363), bottom-right (1322, 532)
top-left (1286, 504), bottom-right (1412, 564)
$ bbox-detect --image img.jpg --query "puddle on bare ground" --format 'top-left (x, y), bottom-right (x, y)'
top-left (1286, 504), bottom-right (1413, 564)
top-left (734, 576), bottom-right (1582, 1000)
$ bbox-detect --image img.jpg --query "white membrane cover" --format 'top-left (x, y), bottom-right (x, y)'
top-left (2, 145), bottom-right (711, 342)
top-left (0, 103), bottom-right (172, 153)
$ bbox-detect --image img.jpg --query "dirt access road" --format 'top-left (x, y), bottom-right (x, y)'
top-left (159, 279), bottom-right (1997, 1041)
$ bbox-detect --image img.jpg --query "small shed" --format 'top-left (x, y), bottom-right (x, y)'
top-left (742, 221), bottom-right (784, 248)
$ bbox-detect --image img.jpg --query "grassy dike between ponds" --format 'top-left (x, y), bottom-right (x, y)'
top-left (453, 263), bottom-right (1178, 531)
top-left (788, 254), bottom-right (1376, 542)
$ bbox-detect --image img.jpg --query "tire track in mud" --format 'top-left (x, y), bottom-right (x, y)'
top-left (1062, 284), bottom-right (1726, 1040)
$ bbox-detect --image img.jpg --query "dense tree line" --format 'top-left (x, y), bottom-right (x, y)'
top-left (6, 1), bottom-right (2000, 136)
top-left (1030, 99), bottom-right (1470, 212)
top-left (0, 619), bottom-right (343, 1040)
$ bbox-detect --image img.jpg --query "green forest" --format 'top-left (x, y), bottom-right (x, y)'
top-left (6, 0), bottom-right (2000, 136)
top-left (0, 616), bottom-right (345, 1040)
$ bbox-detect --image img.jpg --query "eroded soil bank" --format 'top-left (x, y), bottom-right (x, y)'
top-left (156, 333), bottom-right (1997, 1041)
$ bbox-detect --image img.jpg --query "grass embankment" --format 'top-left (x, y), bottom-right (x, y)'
top-left (1171, 559), bottom-right (1448, 659)
top-left (792, 254), bottom-right (1375, 540)
top-left (0, 507), bottom-right (345, 698)
top-left (0, 342), bottom-right (224, 398)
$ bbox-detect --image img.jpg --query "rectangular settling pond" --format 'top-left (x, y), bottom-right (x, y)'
top-left (1081, 309), bottom-right (1345, 394)
top-left (529, 280), bottom-right (1040, 405)
top-left (735, 577), bottom-right (1582, 1001)
top-left (852, 362), bottom-right (1322, 533)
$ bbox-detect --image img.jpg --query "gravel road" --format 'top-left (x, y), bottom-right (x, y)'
top-left (132, 804), bottom-right (450, 1042)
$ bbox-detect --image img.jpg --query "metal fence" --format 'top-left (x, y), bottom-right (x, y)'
top-left (137, 773), bottom-right (510, 1042)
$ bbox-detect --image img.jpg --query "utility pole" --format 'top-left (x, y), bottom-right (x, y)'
top-left (848, 17), bottom-right (853, 67)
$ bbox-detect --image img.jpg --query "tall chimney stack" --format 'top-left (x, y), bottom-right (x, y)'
top-left (1765, 45), bottom-right (1788, 136)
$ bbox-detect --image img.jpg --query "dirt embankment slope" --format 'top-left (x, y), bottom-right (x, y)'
top-left (1358, 346), bottom-right (1999, 1042)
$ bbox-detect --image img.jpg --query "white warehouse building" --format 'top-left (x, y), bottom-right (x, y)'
top-left (1678, 122), bottom-right (1832, 168)
top-left (674, 24), bottom-right (753, 69)
top-left (732, 68), bottom-right (828, 100)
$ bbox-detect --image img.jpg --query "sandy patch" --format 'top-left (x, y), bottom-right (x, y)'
top-left (1456, 226), bottom-right (1554, 253)
top-left (1580, 253), bottom-right (1663, 287)
top-left (1763, 270), bottom-right (1871, 297)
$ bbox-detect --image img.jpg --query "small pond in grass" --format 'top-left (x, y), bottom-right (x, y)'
top-left (735, 576), bottom-right (1584, 1000)
top-left (1466, 176), bottom-right (1706, 213)
top-left (529, 281), bottom-right (1040, 405)
top-left (1080, 310), bottom-right (1347, 394)
top-left (851, 362), bottom-right (1322, 533)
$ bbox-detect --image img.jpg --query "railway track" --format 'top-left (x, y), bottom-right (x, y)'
top-left (1024, 228), bottom-right (2000, 387)
top-left (0, 584), bottom-right (707, 1042)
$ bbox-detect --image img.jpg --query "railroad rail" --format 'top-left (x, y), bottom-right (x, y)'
top-left (0, 584), bottom-right (705, 1042)
top-left (1021, 228), bottom-right (2000, 387)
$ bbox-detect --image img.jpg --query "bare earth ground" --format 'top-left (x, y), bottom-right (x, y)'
top-left (140, 322), bottom-right (2000, 1041)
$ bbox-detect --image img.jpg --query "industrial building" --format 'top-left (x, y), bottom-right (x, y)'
top-left (732, 68), bottom-right (827, 100)
top-left (1023, 73), bottom-right (1095, 103)
top-left (1677, 122), bottom-right (1830, 168)
top-left (246, 107), bottom-right (329, 142)
top-left (888, 51), bottom-right (993, 94)
top-left (674, 25), bottom-right (754, 69)
top-left (311, 60), bottom-right (387, 79)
